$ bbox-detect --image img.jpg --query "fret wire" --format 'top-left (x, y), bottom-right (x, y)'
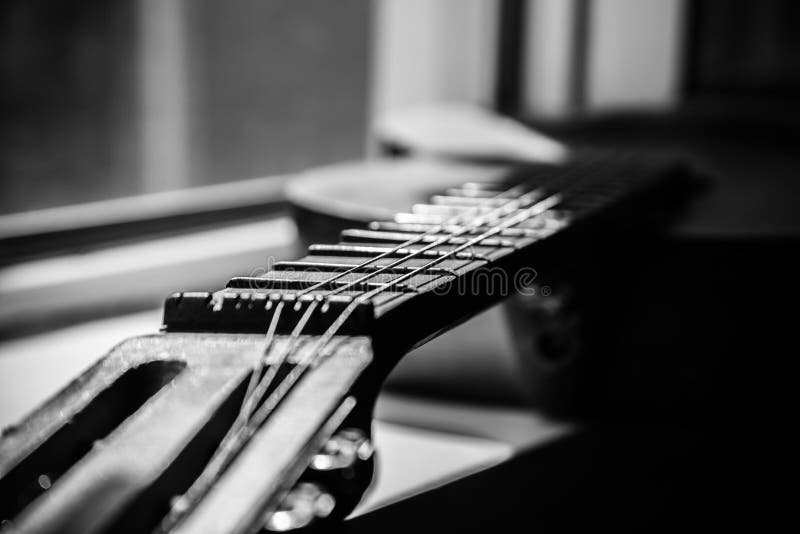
top-left (172, 170), bottom-right (592, 525)
top-left (348, 193), bottom-right (563, 303)
top-left (322, 188), bottom-right (549, 298)
top-left (319, 188), bottom-right (543, 298)
top-left (273, 261), bottom-right (459, 276)
top-left (273, 192), bottom-right (566, 416)
top-left (235, 194), bottom-right (567, 481)
top-left (292, 184), bottom-right (526, 298)
top-left (268, 181), bottom-right (583, 406)
top-left (201, 179), bottom-right (603, 534)
top-left (317, 160), bottom-right (598, 298)
top-left (297, 154), bottom-right (645, 373)
top-left (236, 176), bottom-right (583, 428)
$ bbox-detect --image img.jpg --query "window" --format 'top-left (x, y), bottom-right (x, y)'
top-left (0, 0), bottom-right (370, 216)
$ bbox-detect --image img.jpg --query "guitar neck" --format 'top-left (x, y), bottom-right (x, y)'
top-left (0, 151), bottom-right (698, 534)
top-left (164, 152), bottom-right (694, 355)
top-left (156, 151), bottom-right (697, 533)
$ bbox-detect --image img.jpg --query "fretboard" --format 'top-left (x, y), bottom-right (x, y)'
top-left (163, 152), bottom-right (695, 355)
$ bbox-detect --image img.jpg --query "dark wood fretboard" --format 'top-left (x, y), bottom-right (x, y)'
top-left (164, 152), bottom-right (696, 355)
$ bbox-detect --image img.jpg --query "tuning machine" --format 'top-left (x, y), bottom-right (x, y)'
top-left (310, 428), bottom-right (373, 473)
top-left (264, 428), bottom-right (374, 532)
top-left (263, 482), bottom-right (336, 532)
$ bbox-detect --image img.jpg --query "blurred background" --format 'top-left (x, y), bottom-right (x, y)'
top-left (3, 0), bottom-right (798, 213)
top-left (1, 0), bottom-right (370, 213)
top-left (1, 1), bottom-right (799, 525)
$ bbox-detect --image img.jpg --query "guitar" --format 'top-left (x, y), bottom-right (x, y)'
top-left (0, 152), bottom-right (697, 533)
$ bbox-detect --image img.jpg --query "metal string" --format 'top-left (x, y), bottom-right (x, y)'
top-left (322, 188), bottom-right (549, 297)
top-left (161, 300), bottom-right (319, 530)
top-left (167, 180), bottom-right (572, 526)
top-left (231, 192), bottom-right (568, 448)
top-left (293, 184), bottom-right (528, 297)
top-left (231, 186), bottom-right (558, 434)
top-left (228, 185), bottom-right (552, 428)
top-left (323, 156), bottom-right (605, 298)
top-left (348, 193), bottom-right (562, 299)
top-left (300, 160), bottom-right (593, 300)
top-left (237, 301), bottom-right (285, 422)
top-left (229, 191), bottom-right (566, 448)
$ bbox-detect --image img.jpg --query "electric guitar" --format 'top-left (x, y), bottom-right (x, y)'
top-left (0, 151), bottom-right (697, 533)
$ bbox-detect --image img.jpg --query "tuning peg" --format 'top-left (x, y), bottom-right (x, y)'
top-left (263, 428), bottom-right (374, 531)
top-left (305, 427), bottom-right (375, 521)
top-left (310, 428), bottom-right (373, 473)
top-left (263, 482), bottom-right (335, 532)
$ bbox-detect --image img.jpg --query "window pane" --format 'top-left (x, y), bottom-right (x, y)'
top-left (0, 0), bottom-right (370, 215)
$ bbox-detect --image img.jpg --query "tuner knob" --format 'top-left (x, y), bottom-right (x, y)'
top-left (311, 428), bottom-right (373, 472)
top-left (305, 428), bottom-right (375, 521)
top-left (264, 482), bottom-right (335, 532)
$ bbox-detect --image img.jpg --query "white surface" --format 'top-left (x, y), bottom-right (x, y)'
top-left (375, 104), bottom-right (568, 163)
top-left (140, 0), bottom-right (190, 192)
top-left (586, 0), bottom-right (686, 111)
top-left (522, 0), bottom-right (579, 118)
top-left (522, 0), bottom-right (686, 116)
top-left (370, 0), bottom-right (499, 115)
top-left (0, 309), bottom-right (162, 427)
top-left (0, 217), bottom-right (296, 326)
top-left (352, 421), bottom-right (512, 516)
top-left (0, 174), bottom-right (286, 238)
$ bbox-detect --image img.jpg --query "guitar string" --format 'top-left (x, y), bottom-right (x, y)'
top-left (231, 184), bottom-right (545, 420)
top-left (237, 300), bottom-right (320, 422)
top-left (240, 158), bottom-right (586, 415)
top-left (224, 187), bottom-right (564, 454)
top-left (171, 176), bottom-right (579, 524)
top-left (162, 300), bottom-right (319, 528)
top-left (238, 191), bottom-right (565, 437)
top-left (233, 184), bottom-right (554, 422)
top-left (232, 191), bottom-right (567, 450)
top-left (289, 173), bottom-right (596, 380)
top-left (292, 183), bottom-right (528, 298)
top-left (238, 301), bottom-right (285, 422)
top-left (309, 161), bottom-right (602, 347)
top-left (190, 300), bottom-right (285, 480)
top-left (244, 168), bottom-right (588, 413)
top-left (320, 188), bottom-right (548, 298)
top-left (178, 157), bottom-right (621, 529)
top-left (313, 157), bottom-right (595, 298)
top-left (233, 301), bottom-right (317, 446)
top-left (345, 193), bottom-right (563, 307)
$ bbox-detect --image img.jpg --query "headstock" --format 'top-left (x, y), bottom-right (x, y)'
top-left (0, 333), bottom-right (376, 533)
